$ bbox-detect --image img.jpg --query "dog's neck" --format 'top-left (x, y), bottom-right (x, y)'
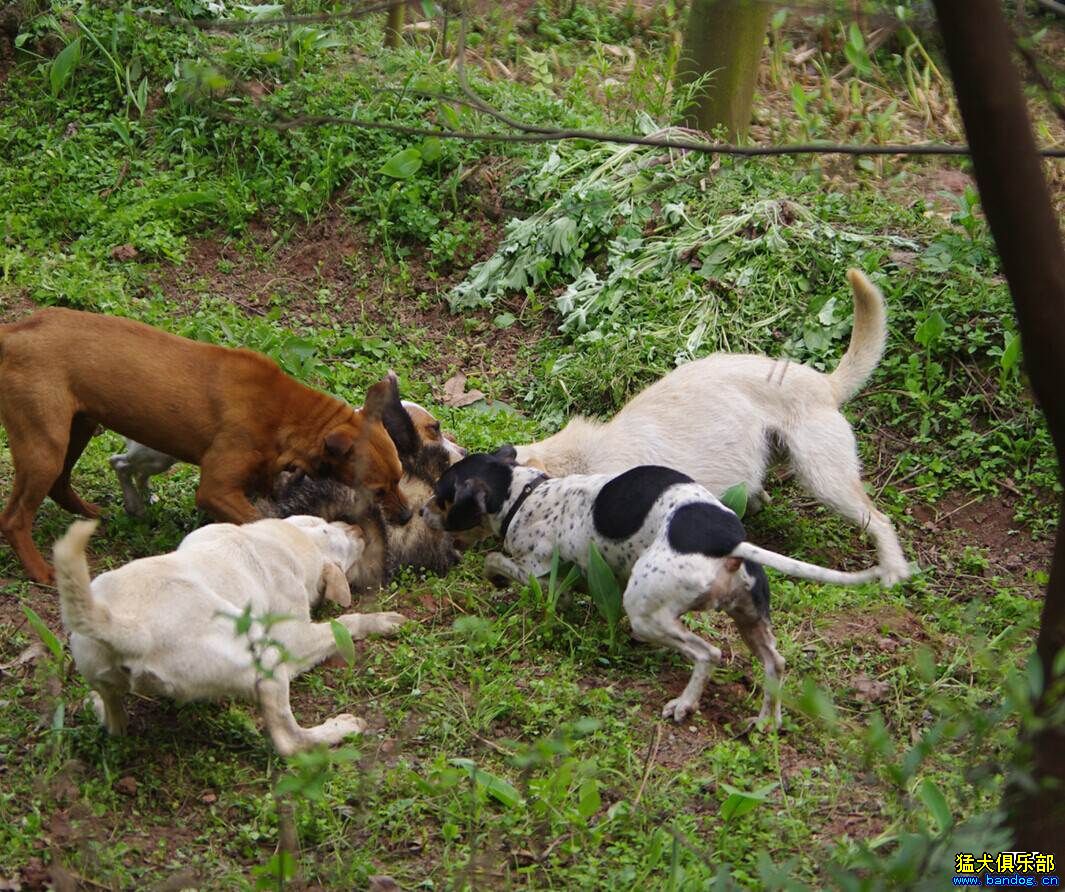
top-left (274, 393), bottom-right (357, 472)
top-left (488, 466), bottom-right (550, 537)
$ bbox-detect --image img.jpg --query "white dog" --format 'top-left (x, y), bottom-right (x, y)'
top-left (515, 269), bottom-right (909, 584)
top-left (54, 516), bottom-right (407, 755)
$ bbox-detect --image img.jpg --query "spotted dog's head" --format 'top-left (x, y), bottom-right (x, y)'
top-left (421, 446), bottom-right (517, 537)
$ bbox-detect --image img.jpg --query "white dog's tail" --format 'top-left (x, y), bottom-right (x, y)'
top-left (731, 541), bottom-right (882, 585)
top-left (55, 520), bottom-right (112, 637)
top-left (828, 269), bottom-right (888, 406)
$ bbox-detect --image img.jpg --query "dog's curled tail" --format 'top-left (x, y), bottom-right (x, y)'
top-left (55, 520), bottom-right (111, 637)
top-left (731, 541), bottom-right (882, 586)
top-left (828, 269), bottom-right (888, 406)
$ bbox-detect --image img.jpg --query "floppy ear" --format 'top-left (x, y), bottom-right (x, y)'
top-left (447, 478), bottom-right (489, 530)
top-left (320, 562), bottom-right (352, 608)
top-left (324, 429), bottom-right (354, 459)
top-left (363, 374), bottom-right (399, 422)
top-left (492, 444), bottom-right (518, 464)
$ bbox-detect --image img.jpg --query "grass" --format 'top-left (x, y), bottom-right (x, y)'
top-left (0, 1), bottom-right (1062, 888)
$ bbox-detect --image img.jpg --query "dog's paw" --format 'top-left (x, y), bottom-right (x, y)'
top-left (662, 697), bottom-right (698, 723)
top-left (327, 713), bottom-right (367, 739)
top-left (361, 611), bottom-right (409, 637)
top-left (879, 563), bottom-right (914, 587)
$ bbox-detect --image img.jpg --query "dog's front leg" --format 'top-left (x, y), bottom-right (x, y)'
top-left (483, 551), bottom-right (547, 587)
top-left (257, 670), bottom-right (366, 756)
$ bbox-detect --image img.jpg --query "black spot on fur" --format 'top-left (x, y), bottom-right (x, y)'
top-left (745, 560), bottom-right (770, 617)
top-left (667, 502), bottom-right (746, 558)
top-left (593, 466), bottom-right (693, 541)
top-left (433, 453), bottom-right (514, 531)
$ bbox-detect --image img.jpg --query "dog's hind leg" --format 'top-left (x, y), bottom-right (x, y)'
top-left (728, 610), bottom-right (786, 729)
top-left (257, 671), bottom-right (367, 756)
top-left (49, 415), bottom-right (101, 518)
top-left (0, 401), bottom-right (74, 583)
top-left (109, 455), bottom-right (147, 517)
top-left (625, 578), bottom-right (723, 722)
top-left (785, 410), bottom-right (910, 585)
top-left (88, 685), bottom-right (130, 736)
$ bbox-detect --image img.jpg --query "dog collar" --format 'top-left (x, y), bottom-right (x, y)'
top-left (499, 474), bottom-right (548, 543)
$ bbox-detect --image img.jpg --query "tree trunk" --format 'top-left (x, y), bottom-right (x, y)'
top-left (674, 0), bottom-right (770, 140)
top-left (931, 0), bottom-right (1065, 849)
top-left (384, 1), bottom-right (406, 49)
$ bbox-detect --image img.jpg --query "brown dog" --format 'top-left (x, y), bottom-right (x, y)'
top-left (0, 308), bottom-right (409, 584)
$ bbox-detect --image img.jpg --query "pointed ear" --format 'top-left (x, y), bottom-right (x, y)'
top-left (320, 562), bottom-right (352, 607)
top-left (379, 378), bottom-right (419, 460)
top-left (448, 478), bottom-right (489, 530)
top-left (492, 444), bottom-right (517, 464)
top-left (363, 374), bottom-right (399, 422)
top-left (324, 429), bottom-right (354, 458)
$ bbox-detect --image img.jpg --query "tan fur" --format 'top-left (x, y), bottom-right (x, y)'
top-left (53, 515), bottom-right (407, 754)
top-left (0, 308), bottom-right (407, 583)
top-left (515, 269), bottom-right (910, 584)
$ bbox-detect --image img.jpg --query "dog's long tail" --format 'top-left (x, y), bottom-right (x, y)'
top-left (827, 269), bottom-right (888, 406)
top-left (54, 520), bottom-right (113, 637)
top-left (731, 541), bottom-right (882, 585)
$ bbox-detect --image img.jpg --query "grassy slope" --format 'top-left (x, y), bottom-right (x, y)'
top-left (0, 3), bottom-right (1061, 889)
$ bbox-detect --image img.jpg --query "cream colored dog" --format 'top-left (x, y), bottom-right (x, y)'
top-left (54, 516), bottom-right (407, 755)
top-left (516, 269), bottom-right (910, 585)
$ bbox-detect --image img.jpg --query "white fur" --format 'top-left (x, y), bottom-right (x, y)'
top-left (54, 516), bottom-right (407, 755)
top-left (430, 464), bottom-right (883, 727)
top-left (515, 269), bottom-right (911, 585)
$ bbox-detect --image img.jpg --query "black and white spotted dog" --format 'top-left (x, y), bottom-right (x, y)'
top-left (422, 447), bottom-right (881, 727)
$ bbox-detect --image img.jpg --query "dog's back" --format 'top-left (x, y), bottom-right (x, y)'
top-left (55, 519), bottom-right (325, 702)
top-left (1, 308), bottom-right (286, 464)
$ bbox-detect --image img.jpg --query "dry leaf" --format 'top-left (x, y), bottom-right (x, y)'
top-left (852, 673), bottom-right (890, 703)
top-left (110, 243), bottom-right (138, 261)
top-left (115, 775), bottom-right (138, 797)
top-left (441, 372), bottom-right (485, 408)
top-left (0, 642), bottom-right (46, 672)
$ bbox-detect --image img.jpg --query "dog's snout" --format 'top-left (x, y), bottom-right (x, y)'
top-left (457, 445), bottom-right (469, 458)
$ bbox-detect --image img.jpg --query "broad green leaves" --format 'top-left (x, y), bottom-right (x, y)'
top-left (22, 606), bottom-right (64, 663)
top-left (379, 139), bottom-right (445, 180)
top-left (49, 37), bottom-right (82, 97)
top-left (720, 482), bottom-right (748, 519)
top-left (586, 541), bottom-right (623, 647)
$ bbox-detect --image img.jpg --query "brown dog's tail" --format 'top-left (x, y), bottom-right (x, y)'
top-left (54, 520), bottom-right (112, 638)
top-left (827, 269), bottom-right (888, 406)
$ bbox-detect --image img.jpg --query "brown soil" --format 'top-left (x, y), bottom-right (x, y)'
top-left (908, 491), bottom-right (1054, 591)
top-left (146, 199), bottom-right (551, 393)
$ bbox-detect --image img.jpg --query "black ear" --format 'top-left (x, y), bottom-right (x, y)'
top-left (446, 478), bottom-right (489, 531)
top-left (379, 378), bottom-right (419, 460)
top-left (492, 444), bottom-right (518, 464)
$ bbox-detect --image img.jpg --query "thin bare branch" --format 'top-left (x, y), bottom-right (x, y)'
top-left (207, 108), bottom-right (1065, 157)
